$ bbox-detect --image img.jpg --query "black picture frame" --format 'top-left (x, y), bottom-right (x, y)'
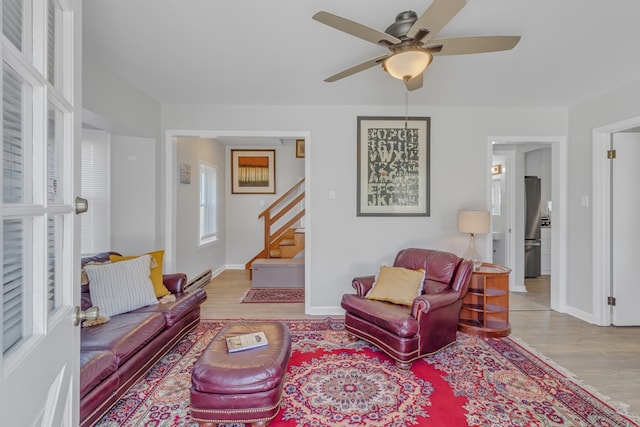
top-left (357, 116), bottom-right (430, 216)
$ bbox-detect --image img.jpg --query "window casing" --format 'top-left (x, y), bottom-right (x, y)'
top-left (199, 161), bottom-right (217, 245)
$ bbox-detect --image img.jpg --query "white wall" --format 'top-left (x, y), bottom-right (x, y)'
top-left (162, 104), bottom-right (566, 310)
top-left (225, 140), bottom-right (305, 266)
top-left (83, 52), bottom-right (165, 248)
top-left (83, 52), bottom-right (161, 140)
top-left (176, 137), bottom-right (226, 280)
top-left (110, 136), bottom-right (157, 254)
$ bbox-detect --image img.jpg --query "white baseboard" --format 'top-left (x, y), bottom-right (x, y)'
top-left (563, 305), bottom-right (595, 325)
top-left (225, 264), bottom-right (246, 270)
top-left (305, 306), bottom-right (344, 316)
top-left (212, 265), bottom-right (226, 278)
top-left (510, 285), bottom-right (528, 293)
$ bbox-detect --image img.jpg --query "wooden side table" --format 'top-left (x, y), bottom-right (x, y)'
top-left (458, 262), bottom-right (511, 338)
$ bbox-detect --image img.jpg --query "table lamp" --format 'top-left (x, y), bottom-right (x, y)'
top-left (458, 210), bottom-right (490, 270)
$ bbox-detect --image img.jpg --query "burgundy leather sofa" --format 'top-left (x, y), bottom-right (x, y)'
top-left (341, 248), bottom-right (473, 369)
top-left (79, 252), bottom-right (207, 427)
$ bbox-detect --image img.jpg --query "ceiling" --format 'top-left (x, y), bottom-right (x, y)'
top-left (83, 0), bottom-right (640, 108)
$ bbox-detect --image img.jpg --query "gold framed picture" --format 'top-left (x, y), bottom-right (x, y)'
top-left (231, 149), bottom-right (276, 194)
top-left (296, 139), bottom-right (305, 158)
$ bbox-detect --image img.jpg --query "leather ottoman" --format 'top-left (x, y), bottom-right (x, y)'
top-left (190, 321), bottom-right (292, 427)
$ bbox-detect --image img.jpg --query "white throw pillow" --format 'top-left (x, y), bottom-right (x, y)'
top-left (85, 255), bottom-right (158, 317)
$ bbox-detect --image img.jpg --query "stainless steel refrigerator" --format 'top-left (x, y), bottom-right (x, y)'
top-left (524, 176), bottom-right (541, 278)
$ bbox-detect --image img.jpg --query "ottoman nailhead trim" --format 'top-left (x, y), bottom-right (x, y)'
top-left (192, 398), bottom-right (282, 415)
top-left (193, 415), bottom-right (273, 424)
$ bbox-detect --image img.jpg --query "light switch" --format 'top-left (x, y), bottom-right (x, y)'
top-left (580, 195), bottom-right (589, 207)
top-left (328, 189), bottom-right (336, 200)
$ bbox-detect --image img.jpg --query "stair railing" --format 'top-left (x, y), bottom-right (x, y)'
top-left (245, 178), bottom-right (305, 269)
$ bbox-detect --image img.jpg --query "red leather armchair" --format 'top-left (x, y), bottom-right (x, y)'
top-left (341, 248), bottom-right (473, 369)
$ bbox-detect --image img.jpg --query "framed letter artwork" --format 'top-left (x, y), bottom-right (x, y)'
top-left (357, 116), bottom-right (430, 216)
top-left (231, 149), bottom-right (276, 194)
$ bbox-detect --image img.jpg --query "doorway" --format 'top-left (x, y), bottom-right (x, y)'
top-left (164, 130), bottom-right (312, 312)
top-left (488, 136), bottom-right (567, 313)
top-left (593, 116), bottom-right (640, 326)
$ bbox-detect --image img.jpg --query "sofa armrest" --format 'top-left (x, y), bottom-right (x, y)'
top-left (163, 273), bottom-right (187, 294)
top-left (352, 276), bottom-right (375, 296)
top-left (411, 291), bottom-right (459, 318)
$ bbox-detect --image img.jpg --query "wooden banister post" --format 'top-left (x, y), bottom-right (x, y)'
top-left (263, 211), bottom-right (271, 258)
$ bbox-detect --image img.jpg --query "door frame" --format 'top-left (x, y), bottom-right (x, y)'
top-left (592, 115), bottom-right (640, 326)
top-left (163, 129), bottom-right (312, 311)
top-left (488, 136), bottom-right (568, 313)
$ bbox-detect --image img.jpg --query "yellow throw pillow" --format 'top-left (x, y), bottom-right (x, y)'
top-left (365, 266), bottom-right (425, 306)
top-left (109, 250), bottom-right (170, 298)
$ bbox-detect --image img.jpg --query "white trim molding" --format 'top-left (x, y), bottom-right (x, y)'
top-left (488, 136), bottom-right (568, 313)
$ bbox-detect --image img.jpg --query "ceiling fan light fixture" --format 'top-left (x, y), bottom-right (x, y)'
top-left (383, 49), bottom-right (432, 80)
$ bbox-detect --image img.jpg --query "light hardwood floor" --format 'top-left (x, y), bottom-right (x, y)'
top-left (200, 270), bottom-right (640, 417)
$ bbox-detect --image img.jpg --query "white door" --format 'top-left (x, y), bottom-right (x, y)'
top-left (1, 1), bottom-right (81, 425)
top-left (611, 133), bottom-right (640, 325)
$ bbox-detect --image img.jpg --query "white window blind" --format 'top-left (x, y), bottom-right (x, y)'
top-left (2, 61), bottom-right (30, 354)
top-left (2, 0), bottom-right (23, 52)
top-left (81, 131), bottom-right (111, 255)
top-left (47, 0), bottom-right (55, 85)
top-left (2, 63), bottom-right (26, 204)
top-left (199, 161), bottom-right (217, 244)
top-left (2, 219), bottom-right (24, 354)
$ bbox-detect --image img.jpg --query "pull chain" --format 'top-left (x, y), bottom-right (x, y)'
top-left (404, 90), bottom-right (409, 133)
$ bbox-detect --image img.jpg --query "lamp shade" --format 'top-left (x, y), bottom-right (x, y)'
top-left (458, 210), bottom-right (490, 234)
top-left (383, 49), bottom-right (432, 80)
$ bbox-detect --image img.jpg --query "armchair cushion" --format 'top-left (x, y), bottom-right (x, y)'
top-left (342, 294), bottom-right (419, 338)
top-left (365, 266), bottom-right (425, 306)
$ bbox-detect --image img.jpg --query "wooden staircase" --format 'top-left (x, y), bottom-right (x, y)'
top-left (267, 227), bottom-right (305, 259)
top-left (246, 178), bottom-right (305, 271)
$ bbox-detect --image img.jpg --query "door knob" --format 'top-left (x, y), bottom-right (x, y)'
top-left (75, 197), bottom-right (88, 214)
top-left (73, 306), bottom-right (99, 326)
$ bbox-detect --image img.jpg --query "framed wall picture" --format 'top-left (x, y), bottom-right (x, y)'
top-left (296, 139), bottom-right (305, 158)
top-left (357, 116), bottom-right (430, 216)
top-left (231, 149), bottom-right (276, 194)
top-left (179, 162), bottom-right (191, 184)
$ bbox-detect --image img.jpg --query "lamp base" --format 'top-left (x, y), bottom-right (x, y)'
top-left (464, 234), bottom-right (483, 271)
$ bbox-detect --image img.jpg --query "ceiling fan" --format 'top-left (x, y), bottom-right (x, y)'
top-left (312, 0), bottom-right (520, 91)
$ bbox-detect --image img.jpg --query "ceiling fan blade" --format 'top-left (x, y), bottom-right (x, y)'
top-left (407, 0), bottom-right (467, 43)
top-left (427, 36), bottom-right (521, 55)
top-left (404, 74), bottom-right (423, 91)
top-left (324, 55), bottom-right (390, 82)
top-left (313, 11), bottom-right (401, 47)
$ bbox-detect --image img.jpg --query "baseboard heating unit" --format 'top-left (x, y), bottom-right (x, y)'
top-left (185, 268), bottom-right (212, 291)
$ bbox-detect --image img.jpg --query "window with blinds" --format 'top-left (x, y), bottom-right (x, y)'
top-left (199, 161), bottom-right (217, 245)
top-left (2, 0), bottom-right (72, 358)
top-left (81, 131), bottom-right (111, 255)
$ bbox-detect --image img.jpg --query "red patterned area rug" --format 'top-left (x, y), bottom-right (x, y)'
top-left (95, 318), bottom-right (640, 426)
top-left (241, 287), bottom-right (304, 303)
